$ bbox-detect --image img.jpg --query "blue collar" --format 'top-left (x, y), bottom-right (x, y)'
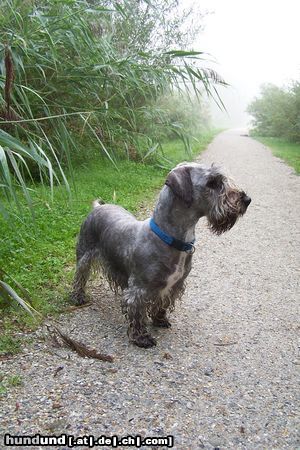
top-left (150, 218), bottom-right (195, 253)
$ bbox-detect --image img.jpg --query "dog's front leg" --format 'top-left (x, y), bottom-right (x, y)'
top-left (151, 308), bottom-right (172, 328)
top-left (127, 305), bottom-right (157, 348)
top-left (124, 288), bottom-right (156, 348)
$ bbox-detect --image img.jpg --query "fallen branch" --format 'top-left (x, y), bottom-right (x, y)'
top-left (47, 324), bottom-right (114, 363)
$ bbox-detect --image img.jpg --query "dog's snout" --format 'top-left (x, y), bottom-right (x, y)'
top-left (243, 195), bottom-right (251, 207)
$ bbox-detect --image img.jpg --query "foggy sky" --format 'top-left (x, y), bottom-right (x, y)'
top-left (191, 0), bottom-right (300, 127)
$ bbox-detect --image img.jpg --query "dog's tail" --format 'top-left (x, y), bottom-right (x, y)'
top-left (92, 198), bottom-right (105, 209)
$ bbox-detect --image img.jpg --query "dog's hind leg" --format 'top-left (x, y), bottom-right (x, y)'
top-left (71, 251), bottom-right (93, 305)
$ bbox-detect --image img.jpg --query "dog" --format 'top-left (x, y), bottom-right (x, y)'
top-left (71, 162), bottom-right (251, 348)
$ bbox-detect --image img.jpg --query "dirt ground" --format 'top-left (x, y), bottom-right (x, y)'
top-left (1, 129), bottom-right (299, 449)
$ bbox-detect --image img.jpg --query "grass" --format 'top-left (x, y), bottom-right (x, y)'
top-left (0, 130), bottom-right (219, 354)
top-left (160, 132), bottom-right (215, 164)
top-left (0, 373), bottom-right (23, 397)
top-left (253, 136), bottom-right (300, 174)
top-left (0, 335), bottom-right (21, 354)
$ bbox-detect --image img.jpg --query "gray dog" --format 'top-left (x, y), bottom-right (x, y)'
top-left (71, 162), bottom-right (251, 348)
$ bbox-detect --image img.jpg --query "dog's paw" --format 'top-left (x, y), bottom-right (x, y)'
top-left (70, 292), bottom-right (87, 306)
top-left (152, 317), bottom-right (172, 328)
top-left (133, 334), bottom-right (157, 348)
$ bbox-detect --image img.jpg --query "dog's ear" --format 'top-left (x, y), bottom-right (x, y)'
top-left (206, 172), bottom-right (224, 190)
top-left (165, 166), bottom-right (193, 207)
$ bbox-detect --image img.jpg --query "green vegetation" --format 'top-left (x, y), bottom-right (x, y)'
top-left (0, 373), bottom-right (23, 396)
top-left (248, 80), bottom-right (300, 173)
top-left (253, 136), bottom-right (300, 174)
top-left (0, 335), bottom-right (21, 355)
top-left (248, 81), bottom-right (300, 143)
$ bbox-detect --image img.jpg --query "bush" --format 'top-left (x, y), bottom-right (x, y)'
top-left (247, 81), bottom-right (300, 143)
top-left (0, 0), bottom-right (224, 167)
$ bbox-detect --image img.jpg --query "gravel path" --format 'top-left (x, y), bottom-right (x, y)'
top-left (1, 129), bottom-right (299, 449)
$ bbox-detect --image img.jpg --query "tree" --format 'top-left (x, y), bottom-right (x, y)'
top-left (247, 82), bottom-right (300, 142)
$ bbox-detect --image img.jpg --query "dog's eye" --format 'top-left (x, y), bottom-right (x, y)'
top-left (206, 175), bottom-right (222, 190)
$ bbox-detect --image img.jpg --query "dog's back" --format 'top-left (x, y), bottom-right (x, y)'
top-left (76, 203), bottom-right (142, 287)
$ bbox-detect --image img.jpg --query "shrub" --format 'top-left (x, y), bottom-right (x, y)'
top-left (247, 81), bottom-right (300, 143)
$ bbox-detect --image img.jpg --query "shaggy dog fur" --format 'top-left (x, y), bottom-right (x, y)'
top-left (71, 162), bottom-right (251, 348)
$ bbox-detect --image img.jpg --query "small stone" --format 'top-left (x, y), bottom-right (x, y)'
top-left (52, 402), bottom-right (63, 409)
top-left (106, 368), bottom-right (118, 374)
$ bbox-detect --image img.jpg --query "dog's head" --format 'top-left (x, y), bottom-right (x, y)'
top-left (165, 162), bottom-right (251, 234)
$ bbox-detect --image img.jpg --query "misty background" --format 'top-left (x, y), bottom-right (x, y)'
top-left (194, 0), bottom-right (300, 128)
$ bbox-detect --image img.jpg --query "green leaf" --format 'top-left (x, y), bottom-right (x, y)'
top-left (164, 50), bottom-right (205, 58)
top-left (0, 281), bottom-right (40, 318)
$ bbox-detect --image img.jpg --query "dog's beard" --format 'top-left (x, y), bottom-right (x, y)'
top-left (207, 190), bottom-right (245, 235)
top-left (207, 211), bottom-right (240, 235)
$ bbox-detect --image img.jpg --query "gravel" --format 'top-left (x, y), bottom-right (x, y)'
top-left (0, 129), bottom-right (299, 449)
